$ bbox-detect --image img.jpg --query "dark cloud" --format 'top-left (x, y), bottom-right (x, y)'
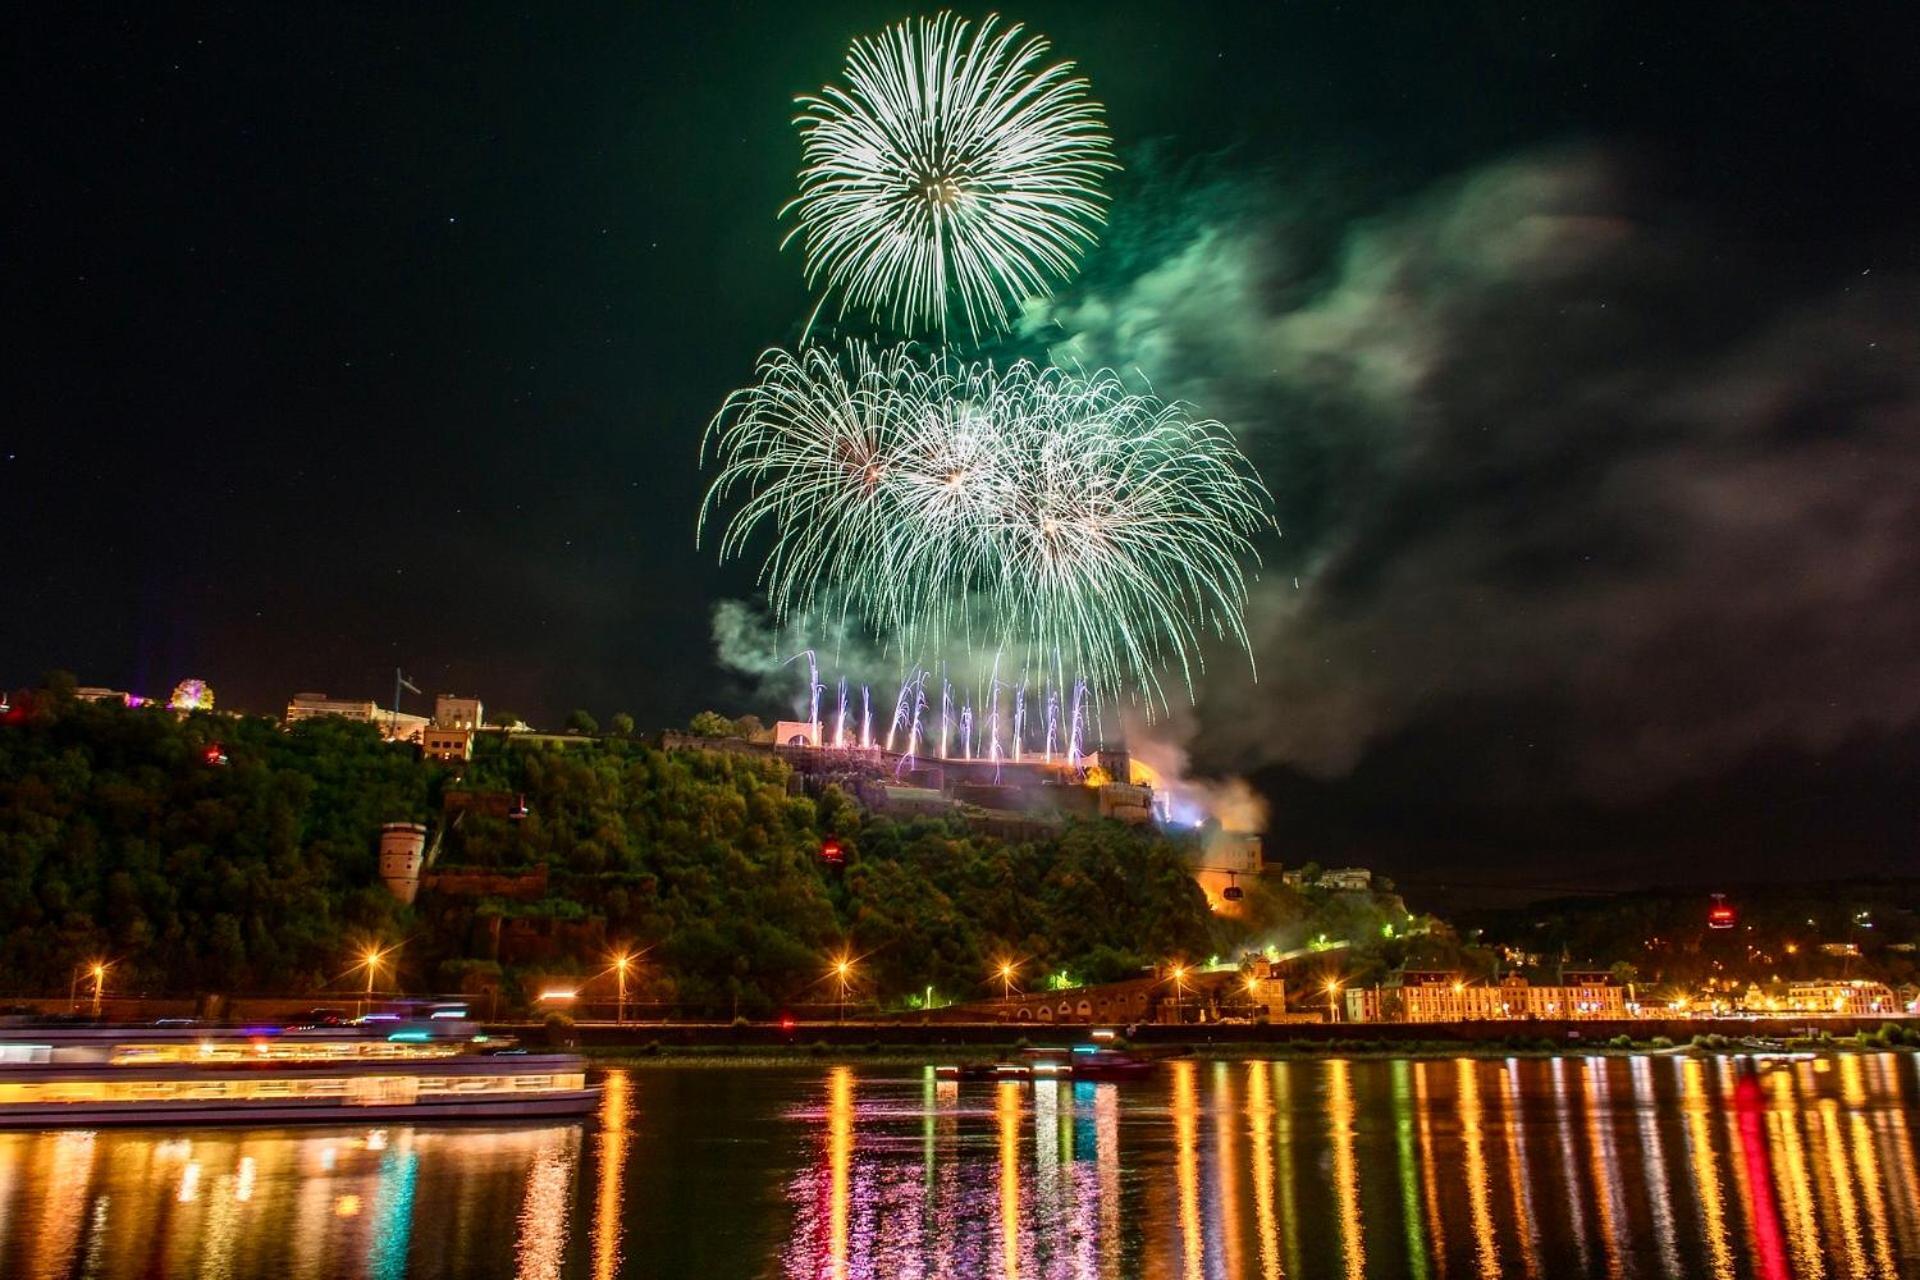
top-left (1029, 148), bottom-right (1919, 817)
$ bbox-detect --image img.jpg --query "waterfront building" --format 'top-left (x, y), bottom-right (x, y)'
top-left (1345, 969), bottom-right (1626, 1023)
top-left (1783, 979), bottom-right (1897, 1015)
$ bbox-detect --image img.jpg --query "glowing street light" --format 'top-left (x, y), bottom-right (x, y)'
top-left (1169, 963), bottom-right (1189, 1022)
top-left (72, 960), bottom-right (111, 1019)
top-left (612, 950), bottom-right (633, 1025)
top-left (1325, 978), bottom-right (1342, 1023)
top-left (356, 945), bottom-right (394, 1016)
top-left (997, 959), bottom-right (1019, 1003)
top-left (832, 954), bottom-right (855, 1024)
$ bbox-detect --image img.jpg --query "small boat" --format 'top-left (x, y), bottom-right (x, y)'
top-left (0, 1015), bottom-right (597, 1128)
top-left (1068, 1046), bottom-right (1158, 1080)
top-left (934, 1061), bottom-right (999, 1081)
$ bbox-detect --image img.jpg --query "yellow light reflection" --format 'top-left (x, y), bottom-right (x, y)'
top-left (591, 1070), bottom-right (629, 1280)
top-left (1629, 1057), bottom-right (1682, 1280)
top-left (28, 1130), bottom-right (96, 1277)
top-left (1213, 1062), bottom-right (1245, 1280)
top-left (1879, 1089), bottom-right (1920, 1268)
top-left (1843, 1089), bottom-right (1898, 1279)
top-left (998, 1079), bottom-right (1022, 1280)
top-left (1095, 1081), bottom-right (1122, 1280)
top-left (1327, 1057), bottom-right (1365, 1280)
top-left (1247, 1062), bottom-right (1282, 1280)
top-left (1498, 1060), bottom-right (1541, 1278)
top-left (514, 1128), bottom-right (578, 1280)
top-left (1580, 1058), bottom-right (1624, 1276)
top-left (1274, 1062), bottom-right (1302, 1278)
top-left (830, 1066), bottom-right (853, 1280)
top-left (1172, 1060), bottom-right (1204, 1280)
top-left (1764, 1072), bottom-right (1824, 1278)
top-left (1413, 1062), bottom-right (1449, 1266)
top-left (1814, 1098), bottom-right (1868, 1277)
top-left (1679, 1058), bottom-right (1736, 1280)
top-left (1455, 1060), bottom-right (1502, 1279)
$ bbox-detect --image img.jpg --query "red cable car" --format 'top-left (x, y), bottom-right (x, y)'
top-left (202, 742), bottom-right (228, 766)
top-left (1707, 893), bottom-right (1736, 930)
top-left (1222, 871), bottom-right (1244, 902)
top-left (820, 837), bottom-right (845, 866)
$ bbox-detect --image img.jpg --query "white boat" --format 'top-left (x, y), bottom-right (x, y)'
top-left (0, 1016), bottom-right (596, 1128)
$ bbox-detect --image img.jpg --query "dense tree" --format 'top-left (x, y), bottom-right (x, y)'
top-left (608, 712), bottom-right (635, 737)
top-left (564, 710), bottom-right (598, 736)
top-left (0, 691), bottom-right (1495, 1011)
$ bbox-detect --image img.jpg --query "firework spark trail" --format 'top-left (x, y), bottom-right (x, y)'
top-left (886, 669), bottom-right (920, 752)
top-left (834, 676), bottom-right (848, 749)
top-left (1067, 679), bottom-right (1087, 768)
top-left (860, 685), bottom-right (872, 750)
top-left (1012, 686), bottom-right (1026, 763)
top-left (700, 343), bottom-right (1275, 710)
top-left (784, 13), bottom-right (1116, 341)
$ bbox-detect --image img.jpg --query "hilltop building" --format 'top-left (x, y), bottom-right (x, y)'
top-left (434, 694), bottom-right (484, 730)
top-left (284, 692), bottom-right (428, 743)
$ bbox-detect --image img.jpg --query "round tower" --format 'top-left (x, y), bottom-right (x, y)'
top-left (378, 822), bottom-right (428, 904)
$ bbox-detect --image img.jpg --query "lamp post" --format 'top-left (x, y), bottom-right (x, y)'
top-left (834, 956), bottom-right (853, 1024)
top-left (90, 962), bottom-right (107, 1019)
top-left (613, 952), bottom-right (631, 1025)
top-left (1170, 964), bottom-right (1188, 1023)
top-left (998, 960), bottom-right (1018, 1004)
top-left (359, 947), bottom-right (387, 1018)
top-left (1326, 979), bottom-right (1342, 1023)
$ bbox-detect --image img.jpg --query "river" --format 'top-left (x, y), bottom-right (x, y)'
top-left (1, 1053), bottom-right (1915, 1278)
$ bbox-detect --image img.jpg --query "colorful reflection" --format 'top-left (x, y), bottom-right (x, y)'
top-left (0, 1054), bottom-right (1917, 1279)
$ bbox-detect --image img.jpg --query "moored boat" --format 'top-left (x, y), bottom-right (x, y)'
top-left (0, 1015), bottom-right (597, 1128)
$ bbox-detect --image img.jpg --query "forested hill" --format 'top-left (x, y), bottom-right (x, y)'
top-left (0, 690), bottom-right (1425, 1009)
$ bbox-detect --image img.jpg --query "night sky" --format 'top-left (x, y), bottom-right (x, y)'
top-left (13, 3), bottom-right (1917, 898)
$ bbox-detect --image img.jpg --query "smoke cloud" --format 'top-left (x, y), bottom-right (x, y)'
top-left (1028, 146), bottom-right (1920, 802)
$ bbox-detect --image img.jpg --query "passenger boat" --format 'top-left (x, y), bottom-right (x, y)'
top-left (1066, 1045), bottom-right (1157, 1080)
top-left (0, 1010), bottom-right (597, 1128)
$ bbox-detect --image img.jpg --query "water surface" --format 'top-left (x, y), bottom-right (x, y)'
top-left (2, 1054), bottom-right (1916, 1278)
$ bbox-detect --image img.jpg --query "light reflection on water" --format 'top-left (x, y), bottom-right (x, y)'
top-left (0, 1054), bottom-right (1914, 1278)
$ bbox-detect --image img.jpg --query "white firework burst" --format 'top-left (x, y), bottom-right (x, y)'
top-left (700, 344), bottom-right (1274, 705)
top-left (784, 13), bottom-right (1117, 342)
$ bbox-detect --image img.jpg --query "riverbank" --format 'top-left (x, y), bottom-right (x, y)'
top-left (578, 1033), bottom-right (1919, 1069)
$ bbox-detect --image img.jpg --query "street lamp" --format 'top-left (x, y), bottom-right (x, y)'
top-left (1170, 963), bottom-right (1188, 1022)
top-left (997, 960), bottom-right (1019, 1003)
top-left (358, 946), bottom-right (390, 1016)
top-left (612, 951), bottom-right (632, 1025)
top-left (833, 955), bottom-right (854, 1024)
top-left (1325, 978), bottom-right (1342, 1023)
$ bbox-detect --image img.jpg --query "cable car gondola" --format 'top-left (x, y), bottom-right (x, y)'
top-left (1222, 871), bottom-right (1244, 903)
top-left (1707, 892), bottom-right (1736, 930)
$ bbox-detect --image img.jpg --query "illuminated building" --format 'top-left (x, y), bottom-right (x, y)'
top-left (1782, 979), bottom-right (1896, 1015)
top-left (1345, 969), bottom-right (1626, 1022)
top-left (1281, 866), bottom-right (1373, 892)
top-left (421, 726), bottom-right (474, 762)
top-left (432, 694), bottom-right (484, 730)
top-left (379, 823), bottom-right (428, 904)
top-left (285, 692), bottom-right (429, 743)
